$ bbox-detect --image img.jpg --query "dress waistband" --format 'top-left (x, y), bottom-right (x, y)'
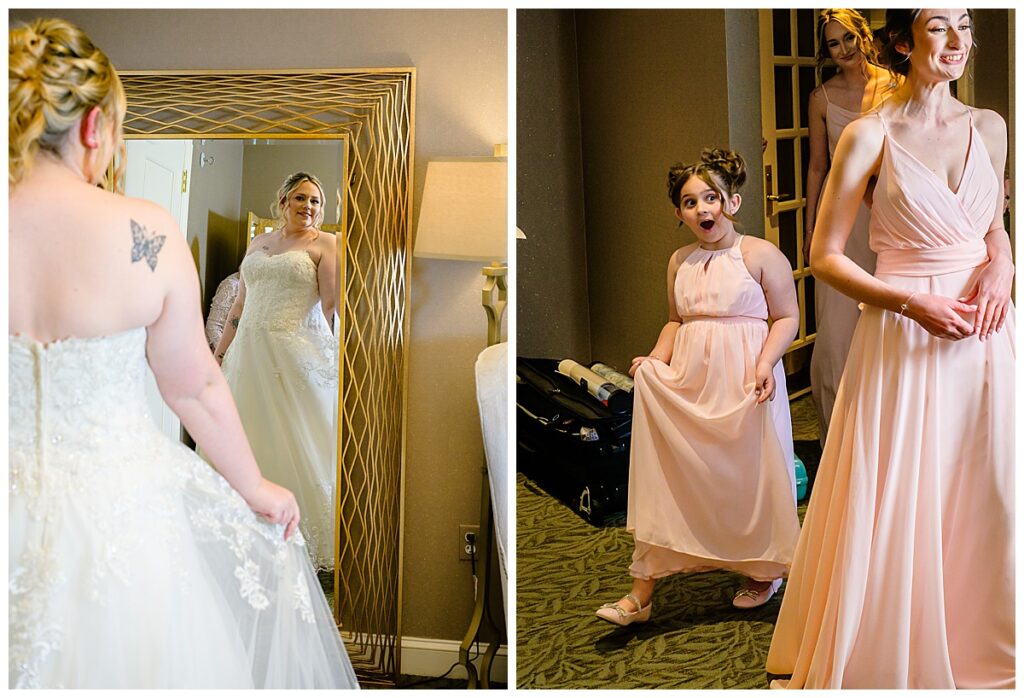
top-left (680, 314), bottom-right (766, 325)
top-left (874, 239), bottom-right (988, 277)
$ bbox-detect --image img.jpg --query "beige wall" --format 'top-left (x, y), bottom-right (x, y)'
top-left (516, 10), bottom-right (592, 361)
top-left (515, 10), bottom-right (750, 369)
top-left (576, 10), bottom-right (734, 370)
top-left (517, 9), bottom-right (761, 368)
top-left (11, 8), bottom-right (507, 644)
top-left (238, 142), bottom-right (345, 226)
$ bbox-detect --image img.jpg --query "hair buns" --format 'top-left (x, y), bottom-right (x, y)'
top-left (666, 147), bottom-right (746, 209)
top-left (700, 147), bottom-right (746, 190)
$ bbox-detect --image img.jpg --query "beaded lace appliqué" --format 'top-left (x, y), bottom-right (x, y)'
top-left (8, 330), bottom-right (325, 686)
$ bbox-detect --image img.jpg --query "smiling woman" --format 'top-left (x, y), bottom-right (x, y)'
top-left (767, 8), bottom-right (1014, 688)
top-left (213, 171), bottom-right (341, 573)
top-left (804, 8), bottom-right (898, 445)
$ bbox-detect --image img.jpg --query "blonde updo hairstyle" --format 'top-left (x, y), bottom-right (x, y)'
top-left (271, 171), bottom-right (326, 229)
top-left (9, 17), bottom-right (127, 190)
top-left (667, 147), bottom-right (747, 225)
top-left (815, 9), bottom-right (879, 83)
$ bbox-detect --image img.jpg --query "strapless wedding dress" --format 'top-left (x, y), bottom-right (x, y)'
top-left (221, 249), bottom-right (338, 571)
top-left (9, 328), bottom-right (358, 688)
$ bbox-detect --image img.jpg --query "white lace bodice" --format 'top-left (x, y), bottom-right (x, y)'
top-left (9, 328), bottom-right (330, 688)
top-left (10, 329), bottom-right (152, 471)
top-left (240, 251), bottom-right (327, 333)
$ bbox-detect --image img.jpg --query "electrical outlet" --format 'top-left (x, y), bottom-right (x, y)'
top-left (459, 524), bottom-right (480, 561)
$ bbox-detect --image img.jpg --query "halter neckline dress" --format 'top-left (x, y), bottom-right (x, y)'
top-left (627, 235), bottom-right (799, 583)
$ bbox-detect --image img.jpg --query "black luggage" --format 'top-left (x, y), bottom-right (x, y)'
top-left (516, 357), bottom-right (632, 525)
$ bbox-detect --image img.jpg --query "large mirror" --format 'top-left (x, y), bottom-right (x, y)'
top-left (121, 69), bottom-right (414, 682)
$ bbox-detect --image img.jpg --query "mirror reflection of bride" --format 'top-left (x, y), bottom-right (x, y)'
top-left (213, 172), bottom-right (340, 572)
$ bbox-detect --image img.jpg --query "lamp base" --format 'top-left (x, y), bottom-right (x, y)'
top-left (482, 262), bottom-right (507, 347)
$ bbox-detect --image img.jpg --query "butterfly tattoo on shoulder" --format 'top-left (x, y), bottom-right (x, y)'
top-left (130, 219), bottom-right (167, 271)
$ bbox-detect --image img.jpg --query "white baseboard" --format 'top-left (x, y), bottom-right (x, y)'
top-left (401, 636), bottom-right (508, 684)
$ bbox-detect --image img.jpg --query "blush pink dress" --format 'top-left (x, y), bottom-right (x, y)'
top-left (627, 236), bottom-right (800, 583)
top-left (767, 111), bottom-right (1015, 688)
top-left (810, 84), bottom-right (879, 445)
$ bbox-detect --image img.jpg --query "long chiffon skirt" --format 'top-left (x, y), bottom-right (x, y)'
top-left (767, 264), bottom-right (1015, 688)
top-left (627, 318), bottom-right (799, 582)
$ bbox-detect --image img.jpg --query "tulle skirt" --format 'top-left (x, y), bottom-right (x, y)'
top-left (222, 323), bottom-right (338, 571)
top-left (9, 417), bottom-right (358, 689)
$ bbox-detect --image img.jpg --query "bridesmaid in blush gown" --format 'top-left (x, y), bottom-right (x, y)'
top-left (213, 172), bottom-right (339, 572)
top-left (767, 9), bottom-right (1014, 688)
top-left (594, 148), bottom-right (800, 626)
top-left (805, 8), bottom-right (898, 444)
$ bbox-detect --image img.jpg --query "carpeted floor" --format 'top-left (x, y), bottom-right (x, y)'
top-left (516, 395), bottom-right (819, 689)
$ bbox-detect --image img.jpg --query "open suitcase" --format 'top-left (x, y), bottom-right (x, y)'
top-left (516, 357), bottom-right (631, 526)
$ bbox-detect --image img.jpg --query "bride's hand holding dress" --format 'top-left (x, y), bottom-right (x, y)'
top-left (245, 478), bottom-right (301, 539)
top-left (143, 209), bottom-right (305, 527)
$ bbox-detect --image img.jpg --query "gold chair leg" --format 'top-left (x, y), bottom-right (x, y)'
top-left (459, 467), bottom-right (502, 688)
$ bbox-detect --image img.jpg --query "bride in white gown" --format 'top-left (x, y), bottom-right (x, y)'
top-left (213, 172), bottom-right (338, 572)
top-left (9, 18), bottom-right (357, 689)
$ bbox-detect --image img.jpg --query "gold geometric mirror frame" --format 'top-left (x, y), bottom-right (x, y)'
top-left (120, 68), bottom-right (415, 684)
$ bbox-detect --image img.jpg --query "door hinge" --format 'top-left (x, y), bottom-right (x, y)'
top-left (181, 170), bottom-right (188, 193)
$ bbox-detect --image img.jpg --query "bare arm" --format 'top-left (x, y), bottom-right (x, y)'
top-left (811, 116), bottom-right (976, 340)
top-left (753, 241), bottom-right (800, 371)
top-left (315, 232), bottom-right (338, 329)
top-left (144, 219), bottom-right (298, 538)
top-left (741, 239), bottom-right (798, 403)
top-left (960, 109), bottom-right (1013, 339)
top-left (803, 88), bottom-right (830, 263)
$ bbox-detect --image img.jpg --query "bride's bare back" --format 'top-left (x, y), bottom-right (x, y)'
top-left (9, 158), bottom-right (194, 345)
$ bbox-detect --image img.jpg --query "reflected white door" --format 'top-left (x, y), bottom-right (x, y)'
top-left (125, 139), bottom-right (193, 443)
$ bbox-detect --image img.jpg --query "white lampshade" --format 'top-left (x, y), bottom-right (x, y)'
top-left (414, 157), bottom-right (507, 261)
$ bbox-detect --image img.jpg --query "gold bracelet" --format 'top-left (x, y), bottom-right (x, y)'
top-left (899, 292), bottom-right (918, 316)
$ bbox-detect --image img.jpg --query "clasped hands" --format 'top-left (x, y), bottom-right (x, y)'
top-left (903, 256), bottom-right (1013, 341)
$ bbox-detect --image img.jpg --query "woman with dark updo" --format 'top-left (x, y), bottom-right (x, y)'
top-left (768, 9), bottom-right (1013, 688)
top-left (595, 148), bottom-right (800, 625)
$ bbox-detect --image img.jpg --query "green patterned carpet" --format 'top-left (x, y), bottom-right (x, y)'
top-left (516, 396), bottom-right (818, 689)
